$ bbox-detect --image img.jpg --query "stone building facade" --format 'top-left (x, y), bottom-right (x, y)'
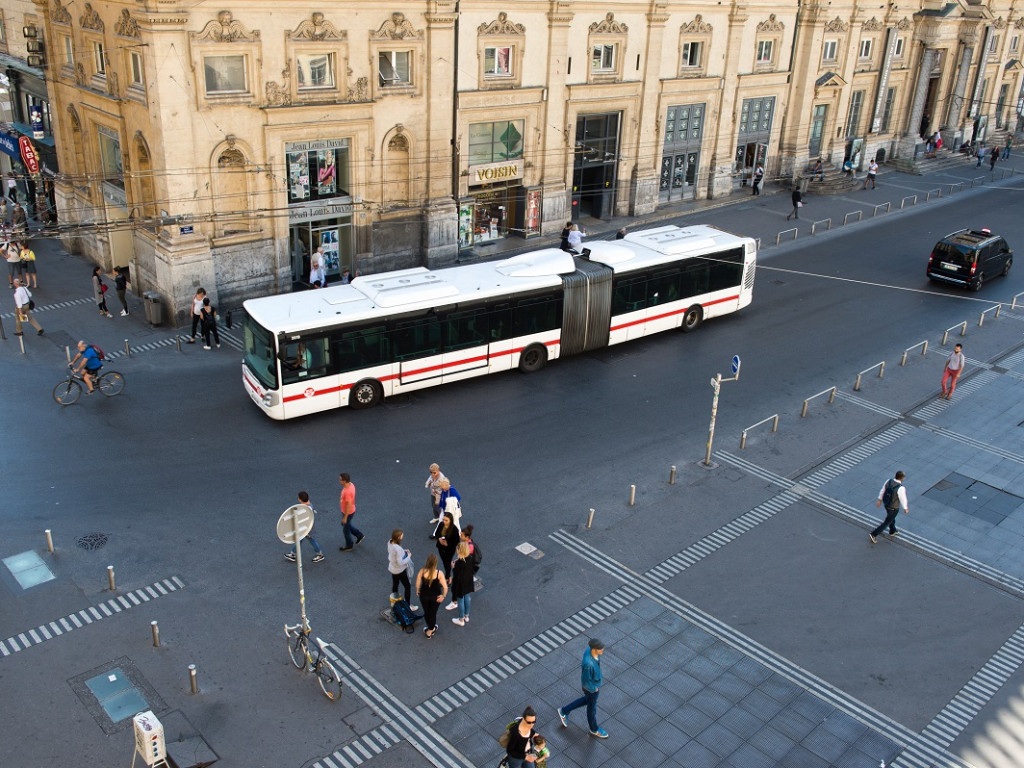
top-left (32, 0), bottom-right (1024, 322)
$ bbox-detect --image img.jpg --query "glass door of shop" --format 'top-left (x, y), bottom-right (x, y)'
top-left (659, 152), bottom-right (699, 203)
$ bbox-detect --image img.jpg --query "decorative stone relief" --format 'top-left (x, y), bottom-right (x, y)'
top-left (50, 0), bottom-right (72, 26)
top-left (824, 17), bottom-right (849, 33)
top-left (74, 63), bottom-right (87, 86)
top-left (994, 17), bottom-right (1007, 30)
top-left (862, 17), bottom-right (884, 31)
top-left (80, 3), bottom-right (105, 32)
top-left (756, 14), bottom-right (784, 33)
top-left (681, 15), bottom-right (713, 34)
top-left (1017, 18), bottom-right (1024, 30)
top-left (478, 12), bottom-right (525, 35)
top-left (373, 12), bottom-right (422, 40)
top-left (589, 13), bottom-right (628, 34)
top-left (265, 65), bottom-right (291, 106)
top-left (193, 11), bottom-right (260, 43)
top-left (107, 70), bottom-right (122, 99)
top-left (291, 12), bottom-right (346, 41)
top-left (896, 17), bottom-right (912, 31)
top-left (115, 10), bottom-right (141, 38)
top-left (346, 76), bottom-right (370, 102)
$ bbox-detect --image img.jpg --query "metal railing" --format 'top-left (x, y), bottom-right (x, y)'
top-left (801, 387), bottom-right (837, 418)
top-left (842, 210), bottom-right (863, 226)
top-left (899, 195), bottom-right (917, 210)
top-left (740, 414), bottom-right (779, 449)
top-left (853, 361), bottom-right (885, 391)
top-left (900, 340), bottom-right (928, 366)
top-left (810, 218), bottom-right (832, 235)
top-left (776, 228), bottom-right (798, 245)
top-left (872, 202), bottom-right (890, 217)
top-left (979, 304), bottom-right (1001, 327)
top-left (941, 321), bottom-right (967, 345)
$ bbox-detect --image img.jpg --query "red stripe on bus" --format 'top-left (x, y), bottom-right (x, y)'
top-left (609, 295), bottom-right (738, 332)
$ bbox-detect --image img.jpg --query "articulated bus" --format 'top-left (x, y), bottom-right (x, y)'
top-left (242, 224), bottom-right (756, 420)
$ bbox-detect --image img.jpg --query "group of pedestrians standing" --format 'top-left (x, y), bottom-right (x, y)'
top-left (185, 287), bottom-right (221, 349)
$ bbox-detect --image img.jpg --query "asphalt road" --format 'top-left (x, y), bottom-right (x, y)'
top-left (4, 176), bottom-right (1024, 767)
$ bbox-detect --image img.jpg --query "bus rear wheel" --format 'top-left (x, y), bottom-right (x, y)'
top-left (518, 344), bottom-right (548, 373)
top-left (349, 379), bottom-right (382, 409)
top-left (680, 305), bottom-right (704, 333)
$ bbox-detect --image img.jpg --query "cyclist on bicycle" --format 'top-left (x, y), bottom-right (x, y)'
top-left (70, 340), bottom-right (102, 394)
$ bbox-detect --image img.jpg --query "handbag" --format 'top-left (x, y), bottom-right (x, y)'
top-left (100, 282), bottom-right (108, 293)
top-left (796, 201), bottom-right (803, 207)
top-left (405, 557), bottom-right (414, 580)
top-left (497, 728), bottom-right (512, 749)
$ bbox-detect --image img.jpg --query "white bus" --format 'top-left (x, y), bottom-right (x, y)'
top-left (242, 224), bottom-right (756, 420)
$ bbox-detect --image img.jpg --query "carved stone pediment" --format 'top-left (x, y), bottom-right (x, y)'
top-left (478, 12), bottom-right (525, 36)
top-left (1017, 18), bottom-right (1024, 30)
top-left (50, 0), bottom-right (72, 26)
top-left (681, 15), bottom-right (713, 34)
top-left (373, 12), bottom-right (422, 40)
top-left (80, 3), bottom-right (105, 32)
top-left (590, 13), bottom-right (628, 34)
top-left (824, 17), bottom-right (849, 33)
top-left (291, 12), bottom-right (346, 41)
top-left (862, 17), bottom-right (884, 31)
top-left (896, 17), bottom-right (912, 31)
top-left (757, 14), bottom-right (784, 33)
top-left (994, 17), bottom-right (1007, 30)
top-left (115, 10), bottom-right (140, 38)
top-left (193, 11), bottom-right (260, 43)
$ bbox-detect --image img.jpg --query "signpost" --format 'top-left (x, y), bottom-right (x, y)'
top-left (276, 504), bottom-right (314, 628)
top-left (704, 356), bottom-right (741, 467)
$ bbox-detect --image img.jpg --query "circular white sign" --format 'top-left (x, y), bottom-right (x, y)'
top-left (276, 504), bottom-right (314, 544)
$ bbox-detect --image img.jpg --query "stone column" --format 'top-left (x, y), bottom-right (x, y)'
top-left (423, 4), bottom-right (459, 265)
top-left (945, 41), bottom-right (975, 135)
top-left (539, 5), bottom-right (574, 234)
top-left (899, 47), bottom-right (937, 158)
top-left (710, 4), bottom-right (751, 199)
top-left (629, 8), bottom-right (670, 216)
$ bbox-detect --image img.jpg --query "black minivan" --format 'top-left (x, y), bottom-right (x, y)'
top-left (927, 229), bottom-right (1013, 291)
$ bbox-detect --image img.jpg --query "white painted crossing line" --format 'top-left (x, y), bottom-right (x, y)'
top-left (922, 423), bottom-right (1024, 465)
top-left (912, 369), bottom-right (999, 419)
top-left (834, 390), bottom-right (904, 419)
top-left (0, 296), bottom-right (93, 319)
top-left (0, 576), bottom-right (184, 659)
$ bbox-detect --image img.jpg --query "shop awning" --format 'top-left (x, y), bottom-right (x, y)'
top-left (9, 121), bottom-right (54, 148)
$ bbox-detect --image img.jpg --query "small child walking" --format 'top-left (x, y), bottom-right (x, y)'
top-left (530, 734), bottom-right (550, 768)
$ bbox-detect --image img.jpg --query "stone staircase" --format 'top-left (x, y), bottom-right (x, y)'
top-left (793, 165), bottom-right (861, 195)
top-left (892, 147), bottom-right (978, 175)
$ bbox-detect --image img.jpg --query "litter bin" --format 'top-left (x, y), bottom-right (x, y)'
top-left (143, 292), bottom-right (163, 326)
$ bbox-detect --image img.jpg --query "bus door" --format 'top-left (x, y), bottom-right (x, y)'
top-left (393, 314), bottom-right (444, 388)
top-left (560, 259), bottom-right (612, 356)
top-left (441, 308), bottom-right (491, 383)
top-left (278, 336), bottom-right (340, 417)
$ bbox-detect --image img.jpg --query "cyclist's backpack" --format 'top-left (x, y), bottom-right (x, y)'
top-left (90, 344), bottom-right (106, 361)
top-left (391, 599), bottom-right (420, 634)
top-left (882, 480), bottom-right (900, 510)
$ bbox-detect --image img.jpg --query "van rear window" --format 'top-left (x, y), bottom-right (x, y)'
top-left (934, 242), bottom-right (975, 266)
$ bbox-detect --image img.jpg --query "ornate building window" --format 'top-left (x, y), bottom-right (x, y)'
top-left (678, 16), bottom-right (712, 77)
top-left (189, 11), bottom-right (261, 106)
top-left (822, 40), bottom-right (838, 63)
top-left (370, 12), bottom-right (423, 97)
top-left (754, 15), bottom-right (784, 71)
top-left (285, 13), bottom-right (346, 102)
top-left (587, 13), bottom-right (628, 83)
top-left (477, 12), bottom-right (525, 89)
top-left (116, 10), bottom-right (144, 100)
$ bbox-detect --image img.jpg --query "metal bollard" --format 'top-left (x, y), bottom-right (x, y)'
top-left (669, 465), bottom-right (677, 485)
top-left (629, 485), bottom-right (636, 506)
top-left (586, 508), bottom-right (595, 529)
top-left (151, 621), bottom-right (161, 647)
top-left (175, 335), bottom-right (182, 352)
top-left (18, 335), bottom-right (25, 354)
top-left (45, 529), bottom-right (54, 553)
top-left (107, 565), bottom-right (116, 591)
top-left (65, 345), bottom-right (71, 363)
top-left (189, 664), bottom-right (198, 694)
top-left (123, 339), bottom-right (131, 357)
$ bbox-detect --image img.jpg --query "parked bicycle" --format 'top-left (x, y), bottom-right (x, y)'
top-left (284, 620), bottom-right (342, 701)
top-left (53, 365), bottom-right (125, 405)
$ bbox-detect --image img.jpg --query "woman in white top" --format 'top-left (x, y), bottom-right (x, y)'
top-left (567, 224), bottom-right (584, 253)
top-left (387, 529), bottom-right (418, 609)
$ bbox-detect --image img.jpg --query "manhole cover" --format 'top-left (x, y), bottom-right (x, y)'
top-left (77, 532), bottom-right (109, 550)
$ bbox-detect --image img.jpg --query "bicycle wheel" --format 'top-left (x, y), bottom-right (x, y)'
top-left (98, 371), bottom-right (125, 396)
top-left (316, 658), bottom-right (343, 701)
top-left (287, 631), bottom-right (308, 670)
top-left (53, 379), bottom-right (82, 406)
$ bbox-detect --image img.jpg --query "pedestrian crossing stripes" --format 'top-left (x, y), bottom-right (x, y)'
top-left (0, 296), bottom-right (93, 319)
top-left (0, 576), bottom-right (185, 658)
top-left (834, 390), bottom-right (904, 419)
top-left (548, 530), bottom-right (972, 768)
top-left (922, 423), bottom-right (1024, 466)
top-left (998, 346), bottom-right (1024, 370)
top-left (102, 330), bottom-right (242, 361)
top-left (912, 369), bottom-right (998, 419)
top-left (799, 423), bottom-right (915, 489)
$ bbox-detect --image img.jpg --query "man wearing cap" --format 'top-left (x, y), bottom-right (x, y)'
top-left (557, 638), bottom-right (608, 738)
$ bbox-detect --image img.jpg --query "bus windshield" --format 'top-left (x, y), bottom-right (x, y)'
top-left (242, 314), bottom-right (278, 390)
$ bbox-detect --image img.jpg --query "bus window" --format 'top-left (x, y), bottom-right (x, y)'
top-left (611, 276), bottom-right (648, 314)
top-left (648, 268), bottom-right (682, 306)
top-left (709, 247), bottom-right (744, 292)
top-left (488, 302), bottom-right (511, 341)
top-left (281, 337), bottom-right (330, 384)
top-left (511, 293), bottom-right (563, 336)
top-left (392, 315), bottom-right (443, 360)
top-left (334, 325), bottom-right (388, 372)
top-left (681, 260), bottom-right (710, 296)
top-left (445, 309), bottom-right (489, 351)
top-left (242, 316), bottom-right (278, 389)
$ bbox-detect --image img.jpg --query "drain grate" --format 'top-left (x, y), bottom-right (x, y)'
top-left (77, 533), bottom-right (109, 551)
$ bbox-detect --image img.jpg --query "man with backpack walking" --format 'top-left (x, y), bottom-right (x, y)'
top-left (870, 471), bottom-right (908, 543)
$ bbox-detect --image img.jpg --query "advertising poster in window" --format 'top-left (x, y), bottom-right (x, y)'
top-left (289, 153), bottom-right (310, 201)
top-left (458, 203), bottom-right (474, 248)
top-left (317, 149), bottom-right (337, 196)
top-left (524, 188), bottom-right (541, 237)
top-left (319, 228), bottom-right (340, 273)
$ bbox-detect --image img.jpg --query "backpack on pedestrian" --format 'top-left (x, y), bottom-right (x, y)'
top-left (90, 344), bottom-right (106, 361)
top-left (470, 539), bottom-right (482, 573)
top-left (390, 599), bottom-right (421, 634)
top-left (882, 480), bottom-right (900, 510)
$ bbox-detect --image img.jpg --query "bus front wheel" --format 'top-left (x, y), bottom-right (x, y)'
top-left (518, 344), bottom-right (548, 373)
top-left (349, 379), bottom-right (382, 409)
top-left (680, 305), bottom-right (704, 333)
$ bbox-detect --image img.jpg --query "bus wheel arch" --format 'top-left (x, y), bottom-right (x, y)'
top-left (349, 379), bottom-right (383, 409)
top-left (518, 344), bottom-right (548, 373)
top-left (680, 305), bottom-right (704, 333)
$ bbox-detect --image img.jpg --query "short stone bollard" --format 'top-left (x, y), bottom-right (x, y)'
top-left (189, 664), bottom-right (198, 694)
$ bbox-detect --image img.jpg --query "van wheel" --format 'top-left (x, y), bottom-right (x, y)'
top-left (1003, 258), bottom-right (1012, 277)
top-left (518, 344), bottom-right (548, 373)
top-left (349, 379), bottom-right (382, 409)
top-left (680, 305), bottom-right (704, 333)
top-left (972, 274), bottom-right (984, 292)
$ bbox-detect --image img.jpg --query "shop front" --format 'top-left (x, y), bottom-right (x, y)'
top-left (284, 138), bottom-right (354, 286)
top-left (734, 97), bottom-right (775, 188)
top-left (459, 158), bottom-right (541, 249)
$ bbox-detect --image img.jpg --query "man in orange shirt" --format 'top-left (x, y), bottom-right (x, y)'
top-left (338, 473), bottom-right (364, 551)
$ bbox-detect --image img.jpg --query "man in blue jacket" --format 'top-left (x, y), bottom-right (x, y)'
top-left (557, 638), bottom-right (608, 738)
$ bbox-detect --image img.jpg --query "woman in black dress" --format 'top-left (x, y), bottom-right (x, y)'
top-left (432, 511), bottom-right (460, 581)
top-left (415, 553), bottom-right (447, 639)
top-left (502, 706), bottom-right (538, 768)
